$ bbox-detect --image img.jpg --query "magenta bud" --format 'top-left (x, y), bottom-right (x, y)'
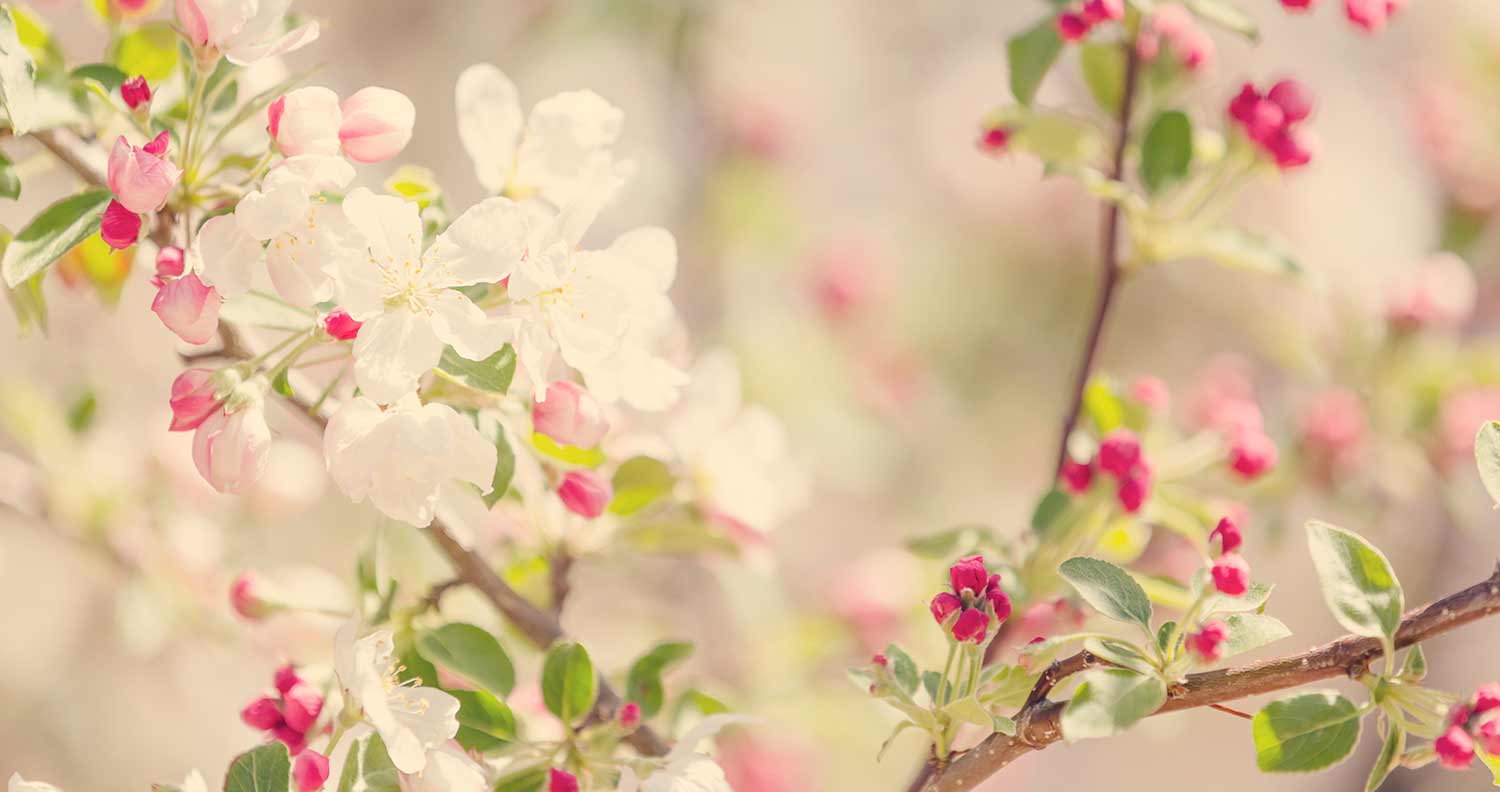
top-left (230, 571), bottom-right (272, 621)
top-left (240, 696), bottom-right (283, 731)
top-left (1209, 516), bottom-right (1243, 555)
top-left (322, 310), bottom-right (362, 341)
top-left (930, 592), bottom-right (961, 625)
top-left (1436, 724), bottom-right (1476, 769)
top-left (169, 368), bottom-right (224, 432)
top-left (533, 380), bottom-right (610, 449)
top-left (1186, 619), bottom-right (1228, 662)
top-left (549, 769), bottom-right (580, 792)
top-left (1059, 458), bottom-right (1094, 494)
top-left (951, 607), bottom-right (991, 644)
top-left (292, 750), bottom-right (330, 792)
top-left (281, 683), bottom-right (323, 733)
top-left (619, 701), bottom-right (642, 730)
top-left (948, 555), bottom-right (989, 596)
top-left (1056, 11), bottom-right (1091, 42)
top-left (1267, 80), bottom-right (1313, 123)
top-left (1474, 683), bottom-right (1500, 715)
top-left (274, 664), bottom-right (304, 696)
top-left (1211, 553), bottom-right (1251, 596)
top-left (1097, 429), bottom-right (1142, 478)
top-left (557, 470), bottom-right (612, 519)
top-left (120, 75), bottom-right (152, 111)
top-left (1228, 432), bottom-right (1278, 479)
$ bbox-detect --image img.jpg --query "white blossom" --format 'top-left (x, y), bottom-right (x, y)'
top-left (8, 775), bottom-right (61, 792)
top-left (334, 623), bottom-right (461, 775)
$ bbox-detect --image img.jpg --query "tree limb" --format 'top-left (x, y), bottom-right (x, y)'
top-left (920, 563), bottom-right (1500, 791)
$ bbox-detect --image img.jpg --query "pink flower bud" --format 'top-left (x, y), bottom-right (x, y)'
top-left (273, 724), bottom-right (307, 755)
top-left (1117, 463), bottom-right (1152, 513)
top-left (1059, 458), bottom-right (1094, 494)
top-left (152, 272), bottom-right (221, 345)
top-left (1268, 126), bottom-right (1315, 170)
top-left (1244, 100), bottom-right (1286, 146)
top-left (1480, 719), bottom-right (1500, 757)
top-left (120, 75), bottom-right (151, 111)
top-left (1211, 553), bottom-right (1250, 596)
top-left (275, 664), bottom-right (304, 696)
top-left (871, 653), bottom-right (889, 667)
top-left (1081, 0), bottom-right (1123, 23)
top-left (193, 404), bottom-right (272, 494)
top-left (1436, 724), bottom-right (1475, 769)
top-left (1097, 429), bottom-right (1142, 478)
top-left (533, 381), bottom-right (610, 449)
top-left (1228, 431), bottom-right (1278, 479)
top-left (1267, 80), bottom-right (1313, 124)
top-left (948, 555), bottom-right (989, 596)
top-left (240, 696), bottom-right (283, 731)
top-left (1056, 11), bottom-right (1091, 42)
top-left (557, 470), bottom-right (612, 519)
top-left (1386, 252), bottom-right (1476, 331)
top-left (930, 592), bottom-right (961, 625)
top-left (951, 607), bottom-right (991, 643)
top-left (1186, 619), bottom-right (1228, 662)
top-left (619, 701), bottom-right (642, 730)
top-left (1450, 704), bottom-right (1473, 728)
top-left (322, 310), bottom-right (362, 341)
top-left (1177, 29), bottom-right (1215, 71)
top-left (1209, 516), bottom-right (1242, 555)
top-left (281, 683), bottom-right (324, 733)
top-left (1345, 0), bottom-right (1398, 32)
top-left (269, 87), bottom-right (342, 158)
top-left (230, 571), bottom-right (272, 620)
top-left (1129, 376), bottom-right (1170, 412)
top-left (549, 769), bottom-right (580, 792)
top-left (107, 132), bottom-right (179, 213)
top-left (1281, 0), bottom-right (1314, 9)
top-left (977, 125), bottom-right (1010, 156)
top-left (100, 199), bottom-right (142, 250)
top-left (1475, 683), bottom-right (1500, 715)
top-left (987, 587), bottom-right (1012, 622)
top-left (169, 368), bottom-right (224, 431)
top-left (156, 245), bottom-right (185, 280)
top-left (1228, 84), bottom-right (1261, 124)
top-left (292, 750), bottom-right (329, 792)
top-left (338, 87), bottom-right (416, 164)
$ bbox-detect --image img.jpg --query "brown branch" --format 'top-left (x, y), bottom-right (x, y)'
top-left (31, 128), bottom-right (107, 186)
top-left (920, 563), bottom-right (1500, 792)
top-left (549, 550), bottom-right (575, 618)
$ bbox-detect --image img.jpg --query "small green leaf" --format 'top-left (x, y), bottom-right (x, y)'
top-left (271, 369), bottom-right (293, 397)
top-left (70, 62), bottom-right (127, 93)
top-left (883, 643), bottom-right (920, 697)
top-left (1189, 227), bottom-right (1303, 276)
top-left (1184, 0), bottom-right (1259, 41)
top-left (541, 640), bottom-right (598, 725)
top-left (4, 262), bottom-right (46, 334)
top-left (1217, 613), bottom-right (1292, 661)
top-left (1140, 110), bottom-right (1193, 194)
top-left (110, 23), bottom-right (179, 82)
top-left (1399, 646), bottom-right (1427, 682)
top-left (450, 689), bottom-right (516, 752)
top-left (1083, 637), bottom-right (1156, 674)
top-left (943, 696), bottom-right (995, 731)
top-left (1059, 556), bottom-right (1153, 629)
top-left (415, 622), bottom-right (516, 697)
top-left (65, 390), bottom-right (96, 433)
top-left (1079, 43), bottom-right (1124, 114)
top-left (1031, 489), bottom-right (1071, 537)
top-left (0, 150), bottom-right (19, 200)
top-left (1007, 14), bottom-right (1063, 106)
top-left (2, 189), bottom-right (110, 288)
top-left (1475, 421), bottom-right (1500, 508)
top-left (610, 456), bottom-right (675, 516)
top-left (1061, 669), bottom-right (1167, 740)
top-left (224, 742), bottom-right (291, 792)
top-left (491, 767), bottom-right (548, 792)
top-left (482, 417), bottom-right (514, 507)
top-left (1253, 691), bottom-right (1363, 772)
top-left (0, 6), bottom-right (37, 136)
top-left (1305, 521), bottom-right (1404, 645)
top-left (437, 343), bottom-right (515, 393)
top-left (530, 432), bottom-right (606, 467)
top-left (1366, 720), bottom-right (1404, 792)
top-left (334, 733), bottom-right (399, 792)
top-left (626, 640), bottom-right (694, 717)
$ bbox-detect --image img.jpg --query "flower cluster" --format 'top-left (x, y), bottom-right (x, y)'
top-left (1208, 516), bottom-right (1250, 596)
top-left (1278, 0), bottom-right (1406, 34)
top-left (1190, 360), bottom-right (1279, 481)
top-left (1060, 428), bottom-right (1154, 514)
top-left (1137, 6), bottom-right (1215, 72)
top-left (238, 665), bottom-right (326, 757)
top-left (1055, 0), bottom-right (1124, 43)
top-left (1436, 683), bottom-right (1500, 769)
top-left (1227, 80), bottom-right (1316, 170)
top-left (102, 130), bottom-right (178, 250)
top-left (929, 555), bottom-right (1012, 644)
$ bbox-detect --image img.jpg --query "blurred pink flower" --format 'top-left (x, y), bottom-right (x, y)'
top-left (1386, 252), bottom-right (1476, 332)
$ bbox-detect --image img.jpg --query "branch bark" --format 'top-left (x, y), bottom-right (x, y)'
top-left (920, 563), bottom-right (1500, 792)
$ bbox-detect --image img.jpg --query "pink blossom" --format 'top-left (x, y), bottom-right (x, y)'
top-left (1056, 11), bottom-right (1091, 41)
top-left (548, 769), bottom-right (579, 792)
top-left (192, 403), bottom-right (271, 494)
top-left (1228, 84), bottom-right (1261, 125)
top-left (107, 132), bottom-right (179, 213)
top-left (240, 696), bottom-right (283, 730)
top-left (322, 310), bottom-right (362, 341)
top-left (230, 571), bottom-right (270, 620)
top-left (948, 555), bottom-right (990, 596)
top-left (338, 87), bottom-right (416, 163)
top-left (1059, 457), bottom-right (1094, 494)
top-left (273, 723), bottom-right (307, 755)
top-left (533, 381), bottom-right (610, 449)
top-left (1211, 553), bottom-right (1250, 596)
top-left (120, 75), bottom-right (151, 111)
top-left (152, 272), bottom-right (221, 345)
top-left (557, 470), bottom-right (612, 518)
top-left (1228, 431), bottom-right (1277, 480)
top-left (1436, 724), bottom-right (1475, 769)
top-left (1474, 683), bottom-right (1500, 715)
top-left (1345, 0), bottom-right (1402, 32)
top-left (977, 125), bottom-right (1010, 156)
top-left (1386, 252), bottom-right (1476, 331)
top-left (619, 701), bottom-right (641, 730)
top-left (169, 368), bottom-right (225, 431)
top-left (155, 245), bottom-right (186, 281)
top-left (951, 607), bottom-right (991, 643)
top-left (268, 87), bottom-right (341, 157)
top-left (292, 750), bottom-right (329, 792)
top-left (100, 199), bottom-right (142, 250)
top-left (1116, 467), bottom-right (1151, 513)
top-left (929, 592), bottom-right (961, 625)
top-left (281, 683), bottom-right (323, 733)
top-left (1268, 126), bottom-right (1316, 170)
top-left (987, 586), bottom-right (1012, 621)
top-left (1081, 0), bottom-right (1123, 23)
top-left (1129, 376), bottom-right (1170, 412)
top-left (1267, 80), bottom-right (1314, 123)
top-left (1098, 429), bottom-right (1142, 479)
top-left (1186, 619), bottom-right (1228, 661)
top-left (1209, 516), bottom-right (1242, 555)
top-left (274, 664), bottom-right (304, 696)
top-left (1280, 0), bottom-right (1315, 9)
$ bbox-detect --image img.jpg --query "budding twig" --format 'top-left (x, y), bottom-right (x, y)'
top-left (919, 564), bottom-right (1500, 792)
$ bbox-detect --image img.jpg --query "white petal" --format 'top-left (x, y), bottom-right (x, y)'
top-left (224, 19), bottom-right (319, 65)
top-left (403, 744), bottom-right (487, 792)
top-left (514, 89), bottom-right (624, 207)
top-left (352, 310), bottom-right (443, 404)
top-left (323, 396), bottom-right (388, 503)
top-left (455, 63), bottom-right (522, 194)
top-left (236, 181), bottom-right (306, 240)
top-left (609, 226), bottom-right (677, 292)
top-left (270, 154), bottom-right (356, 193)
top-left (429, 290), bottom-right (506, 362)
top-left (426, 196), bottom-right (528, 286)
top-left (341, 187), bottom-right (423, 266)
top-left (433, 404), bottom-right (497, 491)
top-left (196, 214), bottom-right (263, 298)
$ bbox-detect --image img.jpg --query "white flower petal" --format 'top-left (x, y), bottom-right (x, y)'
top-left (434, 404), bottom-right (497, 491)
top-left (324, 396), bottom-right (389, 503)
top-left (455, 63), bottom-right (523, 194)
top-left (515, 89), bottom-right (625, 207)
top-left (426, 196), bottom-right (528, 286)
top-left (341, 187), bottom-right (423, 266)
top-left (429, 290), bottom-right (506, 362)
top-left (609, 226), bottom-right (678, 292)
top-left (236, 180), bottom-right (306, 241)
top-left (196, 214), bottom-right (263, 298)
top-left (353, 310), bottom-right (443, 405)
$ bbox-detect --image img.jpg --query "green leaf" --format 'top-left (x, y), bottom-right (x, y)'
top-left (0, 6), bottom-right (36, 136)
top-left (2, 189), bottom-right (110, 288)
top-left (224, 742), bottom-right (291, 792)
top-left (1217, 613), bottom-right (1292, 660)
top-left (436, 343), bottom-right (515, 393)
top-left (883, 643), bottom-right (920, 697)
top-left (271, 369), bottom-right (293, 398)
top-left (1366, 720), bottom-right (1404, 792)
top-left (491, 767), bottom-right (548, 792)
top-left (1305, 521), bottom-right (1404, 645)
top-left (531, 432), bottom-right (606, 467)
top-left (4, 264), bottom-right (45, 334)
top-left (415, 622), bottom-right (516, 697)
top-left (1200, 580), bottom-right (1275, 616)
top-left (1477, 745), bottom-right (1500, 785)
top-left (217, 292), bottom-right (316, 330)
top-left (1184, 0), bottom-right (1259, 41)
top-left (110, 23), bottom-right (179, 82)
top-left (1079, 43), bottom-right (1124, 115)
top-left (1082, 637), bottom-right (1156, 675)
top-left (906, 525), bottom-right (990, 559)
top-left (541, 640), bottom-right (597, 725)
top-left (1140, 110), bottom-right (1193, 194)
top-left (65, 390), bottom-right (96, 433)
top-left (1253, 691), bottom-right (1363, 772)
top-left (450, 689), bottom-right (516, 752)
top-left (610, 456), bottom-right (675, 516)
top-left (1399, 646), bottom-right (1427, 682)
top-left (1059, 556), bottom-right (1153, 630)
top-left (1133, 573), bottom-right (1193, 611)
top-left (1030, 489), bottom-right (1070, 537)
top-left (0, 150), bottom-right (18, 201)
top-left (626, 640), bottom-right (694, 717)
top-left (943, 696), bottom-right (995, 731)
top-left (1189, 227), bottom-right (1303, 276)
top-left (334, 733), bottom-right (399, 792)
top-left (70, 62), bottom-right (127, 93)
top-left (1475, 421), bottom-right (1500, 508)
top-left (1007, 15), bottom-right (1063, 106)
top-left (1061, 669), bottom-right (1167, 740)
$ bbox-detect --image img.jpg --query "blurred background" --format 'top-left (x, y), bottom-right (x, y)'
top-left (5, 0), bottom-right (1500, 789)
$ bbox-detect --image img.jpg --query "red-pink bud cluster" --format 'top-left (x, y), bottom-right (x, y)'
top-left (239, 664), bottom-right (325, 756)
top-left (1344, 0), bottom-right (1405, 33)
top-left (1185, 619), bottom-right (1228, 662)
top-left (1228, 80), bottom-right (1316, 170)
top-left (120, 75), bottom-right (152, 112)
top-left (976, 124), bottom-right (1011, 156)
top-left (1438, 683), bottom-right (1500, 769)
top-left (1063, 429), bottom-right (1154, 513)
top-left (1055, 0), bottom-right (1124, 43)
top-left (1207, 516), bottom-right (1251, 596)
top-left (929, 555), bottom-right (1011, 644)
top-left (1190, 361), bottom-right (1278, 481)
top-left (1137, 6), bottom-right (1215, 72)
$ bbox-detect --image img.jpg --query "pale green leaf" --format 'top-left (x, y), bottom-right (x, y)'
top-left (0, 6), bottom-right (36, 136)
top-left (626, 641), bottom-right (694, 717)
top-left (1061, 669), bottom-right (1167, 740)
top-left (541, 640), bottom-right (597, 725)
top-left (1366, 720), bottom-right (1404, 792)
top-left (415, 622), bottom-right (515, 697)
top-left (1305, 521), bottom-right (1404, 644)
top-left (1217, 613), bottom-right (1292, 661)
top-left (609, 456), bottom-right (674, 516)
top-left (1253, 691), bottom-right (1362, 772)
top-left (1, 189), bottom-right (110, 287)
top-left (1079, 43), bottom-right (1124, 114)
top-left (1475, 421), bottom-right (1500, 509)
top-left (1059, 556), bottom-right (1153, 629)
top-left (437, 344), bottom-right (515, 393)
top-left (1140, 110), bottom-right (1193, 194)
top-left (224, 742), bottom-right (291, 792)
top-left (1007, 15), bottom-right (1063, 105)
